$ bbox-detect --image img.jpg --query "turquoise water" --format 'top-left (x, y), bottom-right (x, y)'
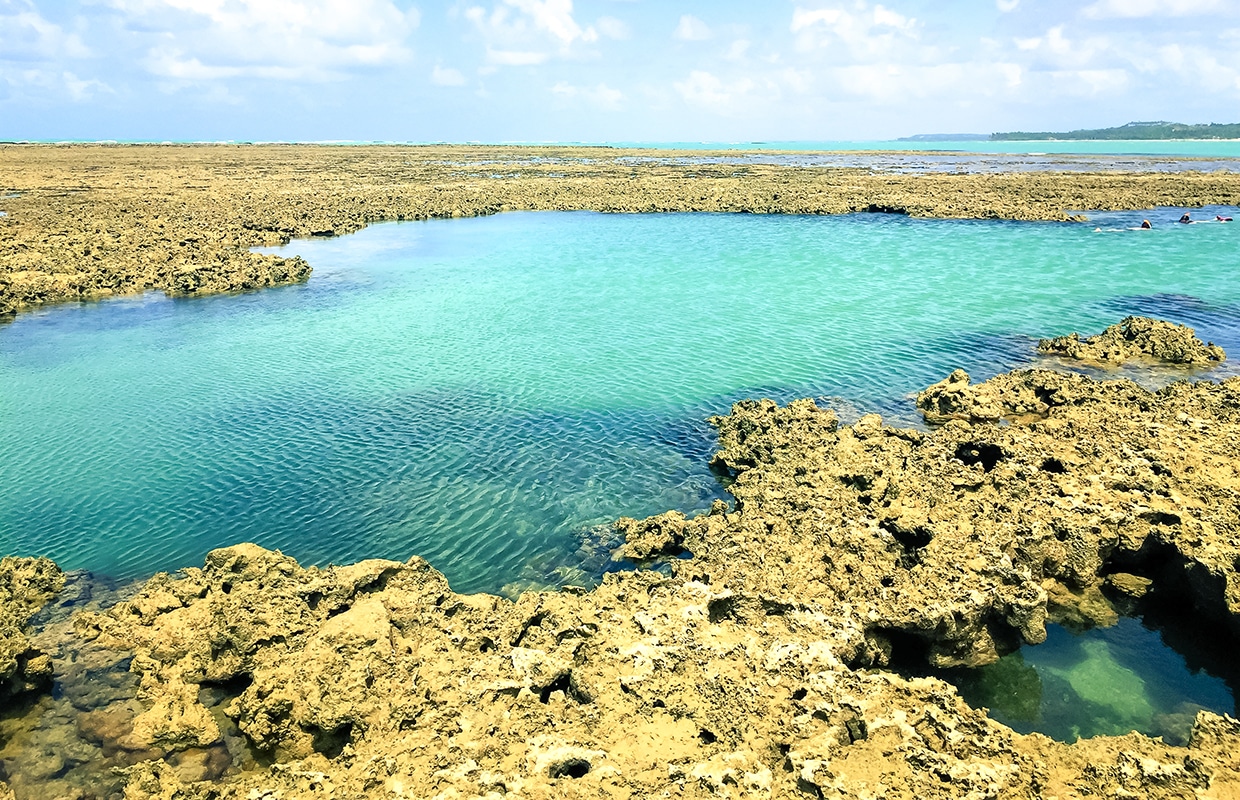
top-left (2, 209), bottom-right (1240, 594)
top-left (597, 140), bottom-right (1240, 157)
top-left (945, 616), bottom-right (1239, 744)
top-left (30, 140), bottom-right (1240, 158)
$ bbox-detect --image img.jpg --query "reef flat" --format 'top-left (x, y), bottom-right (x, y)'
top-left (3, 143), bottom-right (1240, 317)
top-left (2, 320), bottom-right (1240, 798)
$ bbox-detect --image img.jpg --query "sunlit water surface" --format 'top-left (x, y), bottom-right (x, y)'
top-left (3, 209), bottom-right (1240, 768)
top-left (945, 613), bottom-right (1240, 744)
top-left (3, 209), bottom-right (1240, 598)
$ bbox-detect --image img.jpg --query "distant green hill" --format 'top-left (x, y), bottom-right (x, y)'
top-left (991, 121), bottom-right (1240, 141)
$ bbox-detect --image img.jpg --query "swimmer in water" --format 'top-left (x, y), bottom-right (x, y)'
top-left (1141, 219), bottom-right (1151, 229)
top-left (1179, 213), bottom-right (1192, 224)
top-left (1217, 215), bottom-right (1233, 222)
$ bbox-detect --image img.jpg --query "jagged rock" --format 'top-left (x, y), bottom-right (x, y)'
top-left (24, 359), bottom-right (1231, 798)
top-left (1037, 315), bottom-right (1226, 365)
top-left (9, 307), bottom-right (1240, 796)
top-left (914, 367), bottom-right (1128, 424)
top-left (616, 511), bottom-right (689, 560)
top-left (129, 676), bottom-right (221, 752)
top-left (0, 556), bottom-right (64, 700)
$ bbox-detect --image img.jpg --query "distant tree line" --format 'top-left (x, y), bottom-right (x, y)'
top-left (991, 121), bottom-right (1240, 140)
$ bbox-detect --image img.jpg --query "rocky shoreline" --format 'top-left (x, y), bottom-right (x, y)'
top-left (2, 319), bottom-right (1239, 798)
top-left (3, 143), bottom-right (1240, 317)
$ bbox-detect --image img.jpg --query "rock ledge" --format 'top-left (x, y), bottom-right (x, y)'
top-left (1037, 315), bottom-right (1225, 365)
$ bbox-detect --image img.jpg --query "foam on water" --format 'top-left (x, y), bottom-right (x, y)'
top-left (2, 210), bottom-right (1240, 595)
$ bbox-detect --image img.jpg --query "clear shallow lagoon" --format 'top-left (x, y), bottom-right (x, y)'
top-left (2, 209), bottom-right (1240, 596)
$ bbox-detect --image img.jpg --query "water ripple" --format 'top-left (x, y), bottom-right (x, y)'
top-left (3, 211), bottom-right (1239, 593)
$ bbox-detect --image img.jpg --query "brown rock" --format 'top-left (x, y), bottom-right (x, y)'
top-left (45, 359), bottom-right (1239, 798)
top-left (1038, 315), bottom-right (1226, 365)
top-left (1107, 572), bottom-right (1155, 599)
top-left (0, 556), bottom-right (64, 700)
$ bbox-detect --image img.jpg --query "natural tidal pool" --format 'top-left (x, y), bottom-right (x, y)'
top-left (3, 208), bottom-right (1240, 773)
top-left (2, 208), bottom-right (1240, 599)
top-left (941, 608), bottom-right (1240, 744)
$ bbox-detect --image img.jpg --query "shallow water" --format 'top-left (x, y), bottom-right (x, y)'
top-left (610, 152), bottom-right (1240, 174)
top-left (943, 615), bottom-right (1239, 744)
top-left (2, 209), bottom-right (1240, 595)
top-left (596, 140), bottom-right (1240, 158)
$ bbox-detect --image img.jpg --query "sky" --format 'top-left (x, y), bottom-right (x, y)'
top-left (2, 0), bottom-right (1239, 142)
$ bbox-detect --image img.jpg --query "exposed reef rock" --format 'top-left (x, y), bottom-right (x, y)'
top-left (1037, 315), bottom-right (1226, 365)
top-left (18, 353), bottom-right (1233, 798)
top-left (3, 144), bottom-right (1240, 317)
top-left (915, 367), bottom-right (1153, 424)
top-left (0, 557), bottom-right (63, 700)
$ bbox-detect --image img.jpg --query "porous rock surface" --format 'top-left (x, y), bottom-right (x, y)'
top-left (4, 144), bottom-right (1240, 317)
top-left (1037, 316), bottom-right (1226, 365)
top-left (0, 557), bottom-right (63, 700)
top-left (39, 358), bottom-right (1240, 799)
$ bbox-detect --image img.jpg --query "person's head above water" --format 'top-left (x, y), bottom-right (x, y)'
top-left (1141, 219), bottom-right (1152, 229)
top-left (1180, 213), bottom-right (1192, 224)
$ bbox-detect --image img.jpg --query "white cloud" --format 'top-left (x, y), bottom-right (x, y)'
top-left (1050, 68), bottom-right (1129, 95)
top-left (792, 3), bottom-right (914, 34)
top-left (999, 63), bottom-right (1022, 88)
top-left (726, 39), bottom-right (751, 60)
top-left (779, 67), bottom-right (813, 93)
top-left (104, 0), bottom-right (419, 81)
top-left (791, 3), bottom-right (918, 58)
top-left (432, 65), bottom-right (467, 86)
top-left (826, 63), bottom-right (960, 101)
top-left (504, 0), bottom-right (596, 44)
top-left (0, 2), bottom-right (91, 62)
top-left (486, 48), bottom-right (548, 66)
top-left (1141, 43), bottom-right (1240, 89)
top-left (596, 16), bottom-right (629, 40)
top-left (791, 7), bottom-right (842, 33)
top-left (551, 80), bottom-right (623, 110)
top-left (63, 71), bottom-right (112, 100)
top-left (673, 69), bottom-right (755, 112)
top-left (996, 0), bottom-right (1019, 11)
top-left (1015, 26), bottom-right (1110, 69)
top-left (0, 65), bottom-right (112, 102)
top-left (674, 14), bottom-right (711, 42)
top-left (466, 0), bottom-right (598, 65)
top-left (1082, 0), bottom-right (1229, 18)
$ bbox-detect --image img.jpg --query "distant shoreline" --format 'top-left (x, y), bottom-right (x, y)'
top-left (3, 137), bottom-right (1240, 148)
top-left (990, 121), bottom-right (1240, 141)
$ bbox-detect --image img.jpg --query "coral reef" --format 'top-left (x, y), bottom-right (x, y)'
top-left (1037, 315), bottom-right (1226, 365)
top-left (3, 144), bottom-right (1240, 317)
top-left (0, 343), bottom-right (1232, 797)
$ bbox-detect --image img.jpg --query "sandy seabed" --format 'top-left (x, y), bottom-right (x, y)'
top-left (2, 146), bottom-right (1240, 799)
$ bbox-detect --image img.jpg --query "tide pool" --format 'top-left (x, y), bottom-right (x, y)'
top-left (943, 616), bottom-right (1239, 743)
top-left (2, 209), bottom-right (1239, 594)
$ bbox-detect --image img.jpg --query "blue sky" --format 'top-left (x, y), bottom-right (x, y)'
top-left (2, 0), bottom-right (1238, 141)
